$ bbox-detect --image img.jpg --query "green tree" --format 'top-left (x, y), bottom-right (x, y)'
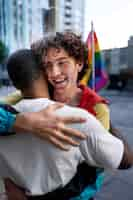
top-left (0, 40), bottom-right (8, 63)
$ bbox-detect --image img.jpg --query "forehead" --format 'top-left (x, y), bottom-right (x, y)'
top-left (44, 47), bottom-right (69, 63)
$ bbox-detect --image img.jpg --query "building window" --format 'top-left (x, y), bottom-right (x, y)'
top-left (65, 13), bottom-right (71, 18)
top-left (28, 16), bottom-right (32, 25)
top-left (13, 0), bottom-right (17, 7)
top-left (14, 25), bottom-right (18, 39)
top-left (65, 0), bottom-right (72, 2)
top-left (65, 5), bottom-right (71, 10)
top-left (13, 10), bottom-right (17, 19)
top-left (49, 0), bottom-right (56, 7)
top-left (64, 22), bottom-right (71, 26)
top-left (28, 7), bottom-right (32, 14)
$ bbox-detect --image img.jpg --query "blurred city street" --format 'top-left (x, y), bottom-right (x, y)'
top-left (0, 87), bottom-right (133, 199)
top-left (0, 86), bottom-right (15, 98)
top-left (96, 89), bottom-right (133, 200)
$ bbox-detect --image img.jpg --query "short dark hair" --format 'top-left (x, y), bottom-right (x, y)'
top-left (7, 49), bottom-right (42, 90)
top-left (31, 32), bottom-right (89, 81)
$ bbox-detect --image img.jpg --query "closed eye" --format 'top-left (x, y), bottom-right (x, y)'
top-left (58, 59), bottom-right (69, 66)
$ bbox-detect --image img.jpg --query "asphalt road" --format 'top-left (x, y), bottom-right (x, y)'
top-left (96, 90), bottom-right (133, 200)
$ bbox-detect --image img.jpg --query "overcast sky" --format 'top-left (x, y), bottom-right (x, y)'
top-left (84, 0), bottom-right (133, 49)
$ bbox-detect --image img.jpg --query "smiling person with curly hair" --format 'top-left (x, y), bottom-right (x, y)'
top-left (30, 31), bottom-right (111, 200)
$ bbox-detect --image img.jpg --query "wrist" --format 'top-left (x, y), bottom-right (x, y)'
top-left (12, 113), bottom-right (31, 133)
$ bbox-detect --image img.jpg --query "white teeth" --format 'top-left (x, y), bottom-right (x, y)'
top-left (54, 80), bottom-right (65, 84)
top-left (53, 79), bottom-right (67, 89)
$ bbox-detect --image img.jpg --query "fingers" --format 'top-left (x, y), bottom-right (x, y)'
top-left (46, 121), bottom-right (86, 140)
top-left (27, 104), bottom-right (87, 150)
top-left (48, 136), bottom-right (70, 151)
top-left (39, 104), bottom-right (86, 126)
top-left (38, 132), bottom-right (70, 151)
top-left (50, 130), bottom-right (80, 146)
top-left (60, 116), bottom-right (86, 124)
top-left (60, 125), bottom-right (87, 139)
top-left (37, 125), bottom-right (86, 151)
top-left (39, 128), bottom-right (80, 147)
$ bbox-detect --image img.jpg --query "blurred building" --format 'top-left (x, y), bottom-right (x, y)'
top-left (48, 0), bottom-right (85, 35)
top-left (0, 0), bottom-right (85, 53)
top-left (127, 36), bottom-right (133, 69)
top-left (102, 38), bottom-right (133, 90)
top-left (0, 0), bottom-right (49, 53)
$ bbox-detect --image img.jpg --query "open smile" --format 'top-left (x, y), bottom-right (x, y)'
top-left (52, 78), bottom-right (68, 90)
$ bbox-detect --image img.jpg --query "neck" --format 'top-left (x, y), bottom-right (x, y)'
top-left (22, 79), bottom-right (50, 99)
top-left (54, 87), bottom-right (82, 106)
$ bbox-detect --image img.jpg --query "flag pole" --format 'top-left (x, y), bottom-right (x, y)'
top-left (91, 21), bottom-right (95, 91)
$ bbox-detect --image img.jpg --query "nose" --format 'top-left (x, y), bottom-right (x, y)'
top-left (49, 64), bottom-right (61, 78)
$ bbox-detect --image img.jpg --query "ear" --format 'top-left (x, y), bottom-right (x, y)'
top-left (77, 62), bottom-right (83, 72)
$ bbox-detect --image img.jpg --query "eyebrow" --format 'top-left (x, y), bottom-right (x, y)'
top-left (44, 56), bottom-right (69, 64)
top-left (56, 57), bottom-right (69, 61)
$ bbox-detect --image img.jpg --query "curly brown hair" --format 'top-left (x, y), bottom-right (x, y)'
top-left (31, 32), bottom-right (89, 81)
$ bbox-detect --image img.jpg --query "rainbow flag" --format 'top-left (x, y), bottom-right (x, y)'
top-left (80, 24), bottom-right (108, 92)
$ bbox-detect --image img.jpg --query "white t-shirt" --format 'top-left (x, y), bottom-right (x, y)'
top-left (0, 98), bottom-right (124, 195)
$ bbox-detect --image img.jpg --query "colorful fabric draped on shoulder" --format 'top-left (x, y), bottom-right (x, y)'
top-left (78, 84), bottom-right (108, 116)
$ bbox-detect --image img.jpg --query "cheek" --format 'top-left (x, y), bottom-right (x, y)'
top-left (63, 63), bottom-right (69, 72)
top-left (68, 69), bottom-right (79, 84)
top-left (62, 63), bottom-right (79, 83)
top-left (63, 62), bottom-right (75, 74)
